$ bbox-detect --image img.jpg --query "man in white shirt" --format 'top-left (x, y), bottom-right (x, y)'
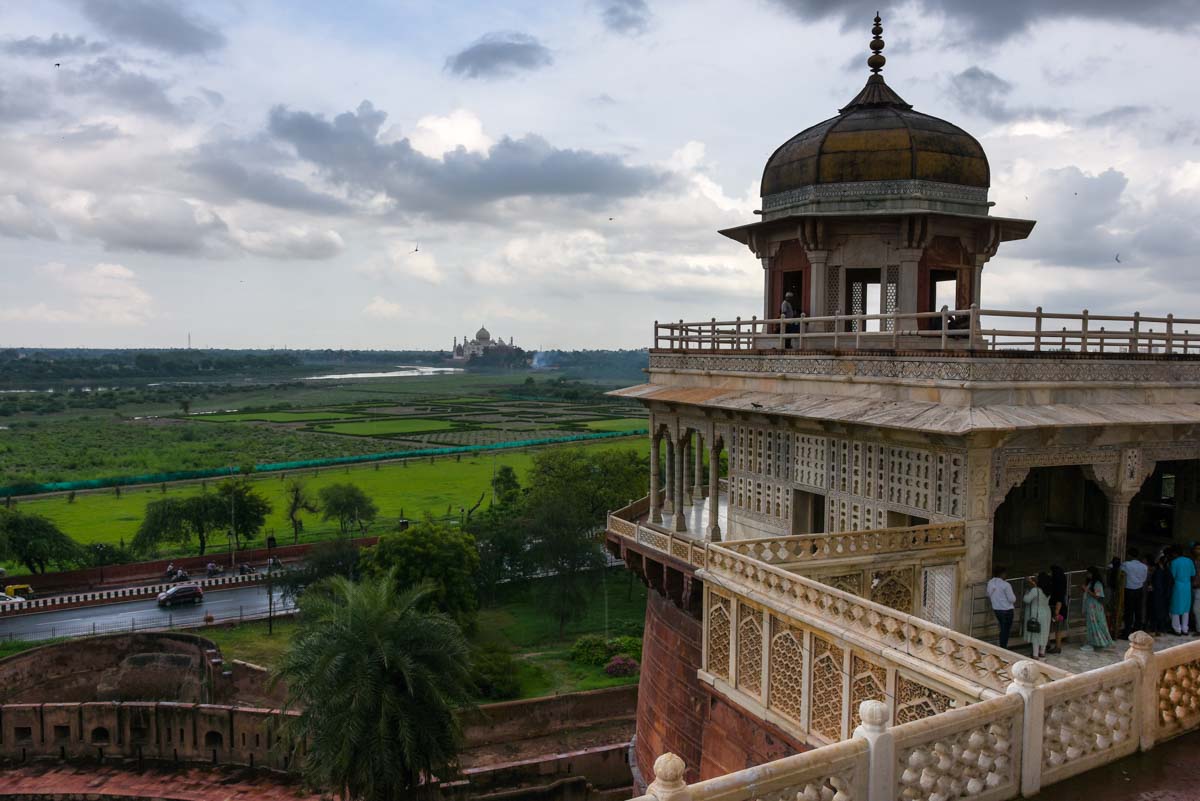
top-left (1121, 548), bottom-right (1149, 637)
top-left (987, 566), bottom-right (1017, 649)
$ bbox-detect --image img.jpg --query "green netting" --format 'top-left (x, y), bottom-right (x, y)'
top-left (0, 428), bottom-right (649, 498)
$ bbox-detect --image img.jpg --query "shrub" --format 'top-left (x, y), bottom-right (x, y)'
top-left (608, 635), bottom-right (642, 659)
top-left (471, 646), bottom-right (521, 700)
top-left (604, 655), bottom-right (639, 677)
top-left (570, 634), bottom-right (610, 666)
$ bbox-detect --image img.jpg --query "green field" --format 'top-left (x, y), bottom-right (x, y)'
top-left (199, 411), bottom-right (360, 423)
top-left (311, 418), bottom-right (458, 436)
top-left (14, 438), bottom-right (644, 552)
top-left (582, 418), bottom-right (650, 433)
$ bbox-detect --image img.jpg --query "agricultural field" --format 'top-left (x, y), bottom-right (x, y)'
top-left (7, 438), bottom-right (645, 557)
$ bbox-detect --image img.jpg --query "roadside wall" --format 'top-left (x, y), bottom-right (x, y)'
top-left (461, 685), bottom-right (637, 748)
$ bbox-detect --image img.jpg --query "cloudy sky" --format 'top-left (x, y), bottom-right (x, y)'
top-left (0, 0), bottom-right (1196, 350)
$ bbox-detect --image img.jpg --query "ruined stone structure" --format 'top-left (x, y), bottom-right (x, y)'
top-left (607, 16), bottom-right (1200, 796)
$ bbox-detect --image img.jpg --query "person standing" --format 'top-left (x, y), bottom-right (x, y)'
top-left (1169, 545), bottom-right (1196, 635)
top-left (987, 566), bottom-right (1017, 649)
top-left (1048, 564), bottom-right (1069, 654)
top-left (780, 292), bottom-right (799, 349)
top-left (1024, 573), bottom-right (1052, 659)
top-left (1082, 566), bottom-right (1114, 651)
top-left (1149, 551), bottom-right (1173, 635)
top-left (1121, 548), bottom-right (1148, 637)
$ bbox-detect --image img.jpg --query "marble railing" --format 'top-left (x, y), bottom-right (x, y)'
top-left (718, 522), bottom-right (964, 566)
top-left (636, 635), bottom-right (1200, 801)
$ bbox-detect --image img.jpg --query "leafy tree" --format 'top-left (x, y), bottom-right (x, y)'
top-left (523, 447), bottom-right (648, 634)
top-left (319, 483), bottom-right (378, 536)
top-left (274, 574), bottom-right (473, 801)
top-left (467, 502), bottom-right (526, 604)
top-left (215, 478), bottom-right (272, 549)
top-left (0, 510), bottom-right (83, 574)
top-left (133, 494), bottom-right (226, 556)
top-left (491, 464), bottom-right (521, 506)
top-left (277, 538), bottom-right (361, 602)
top-left (178, 398), bottom-right (191, 416)
top-left (284, 479), bottom-right (319, 544)
top-left (361, 518), bottom-right (480, 627)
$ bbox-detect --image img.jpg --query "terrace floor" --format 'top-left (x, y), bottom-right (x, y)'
top-left (644, 489), bottom-right (728, 541)
top-left (1038, 727), bottom-right (1200, 800)
top-left (1030, 631), bottom-right (1194, 674)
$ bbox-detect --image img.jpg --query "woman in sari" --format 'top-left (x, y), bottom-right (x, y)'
top-left (1082, 566), bottom-right (1113, 651)
top-left (1023, 573), bottom-right (1052, 659)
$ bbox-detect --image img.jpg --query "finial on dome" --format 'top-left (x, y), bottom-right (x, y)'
top-left (868, 12), bottom-right (886, 74)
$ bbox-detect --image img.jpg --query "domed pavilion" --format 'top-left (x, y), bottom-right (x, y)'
top-left (720, 15), bottom-right (1033, 325)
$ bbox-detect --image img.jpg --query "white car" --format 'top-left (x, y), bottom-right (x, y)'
top-left (0, 592), bottom-right (25, 604)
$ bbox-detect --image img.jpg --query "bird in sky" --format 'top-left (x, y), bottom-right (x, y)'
top-left (412, 243), bottom-right (419, 253)
top-left (54, 62), bottom-right (60, 67)
top-left (1115, 253), bottom-right (1121, 263)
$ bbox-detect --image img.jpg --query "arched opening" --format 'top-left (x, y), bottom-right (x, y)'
top-left (993, 466), bottom-right (1108, 577)
top-left (204, 731), bottom-right (223, 749)
top-left (90, 726), bottom-right (110, 745)
top-left (1128, 460), bottom-right (1200, 553)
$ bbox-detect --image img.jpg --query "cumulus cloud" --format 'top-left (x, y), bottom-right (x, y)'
top-left (0, 194), bottom-right (58, 240)
top-left (406, 109), bottom-right (494, 159)
top-left (188, 147), bottom-right (351, 214)
top-left (230, 226), bottom-right (345, 260)
top-left (947, 67), bottom-right (1060, 123)
top-left (0, 75), bottom-right (51, 123)
top-left (2, 34), bottom-right (106, 58)
top-left (766, 0), bottom-right (1197, 43)
top-left (266, 101), bottom-right (666, 219)
top-left (599, 0), bottom-right (652, 35)
top-left (0, 262), bottom-right (153, 325)
top-left (80, 0), bottom-right (225, 54)
top-left (55, 193), bottom-right (231, 256)
top-left (445, 32), bottom-right (552, 79)
top-left (55, 57), bottom-right (179, 118)
top-left (363, 296), bottom-right (404, 319)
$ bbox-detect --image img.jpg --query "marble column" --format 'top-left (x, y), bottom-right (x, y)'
top-left (649, 431), bottom-right (662, 524)
top-left (682, 431), bottom-right (694, 507)
top-left (1107, 497), bottom-right (1132, 564)
top-left (708, 438), bottom-right (722, 541)
top-left (663, 435), bottom-right (675, 517)
top-left (673, 435), bottom-right (687, 532)
top-left (693, 432), bottom-right (705, 500)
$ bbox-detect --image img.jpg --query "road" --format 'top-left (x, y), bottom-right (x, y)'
top-left (0, 584), bottom-right (292, 642)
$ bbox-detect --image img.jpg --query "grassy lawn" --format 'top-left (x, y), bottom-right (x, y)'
top-left (176, 568), bottom-right (646, 701)
top-left (311, 418), bottom-right (458, 436)
top-left (14, 438), bottom-right (643, 551)
top-left (582, 418), bottom-right (649, 433)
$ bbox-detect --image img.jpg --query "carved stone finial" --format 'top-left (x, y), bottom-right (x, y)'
top-left (648, 753), bottom-right (689, 801)
top-left (868, 13), bottom-right (886, 74)
top-left (1011, 659), bottom-right (1042, 688)
top-left (859, 699), bottom-right (890, 730)
top-left (1125, 630), bottom-right (1155, 660)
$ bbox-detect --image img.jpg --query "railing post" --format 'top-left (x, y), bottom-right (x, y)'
top-left (798, 313), bottom-right (806, 350)
top-left (940, 308), bottom-right (948, 349)
top-left (646, 753), bottom-right (691, 801)
top-left (890, 311), bottom-right (898, 349)
top-left (750, 315), bottom-right (758, 350)
top-left (833, 314), bottom-right (840, 349)
top-left (1080, 309), bottom-right (1089, 353)
top-left (1167, 313), bottom-right (1175, 354)
top-left (853, 700), bottom-right (894, 801)
top-left (710, 318), bottom-right (716, 351)
top-left (680, 319), bottom-right (686, 352)
top-left (1061, 327), bottom-right (1067, 350)
top-left (1034, 306), bottom-right (1043, 352)
top-left (653, 320), bottom-right (659, 350)
top-left (735, 316), bottom-right (742, 350)
top-left (1124, 631), bottom-right (1156, 752)
top-left (1131, 311), bottom-right (1140, 353)
top-left (969, 303), bottom-right (980, 350)
top-left (1099, 326), bottom-right (1106, 353)
top-left (1006, 660), bottom-right (1044, 798)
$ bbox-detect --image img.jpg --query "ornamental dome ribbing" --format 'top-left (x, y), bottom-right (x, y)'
top-left (475, 326), bottom-right (491, 342)
top-left (759, 15), bottom-right (989, 217)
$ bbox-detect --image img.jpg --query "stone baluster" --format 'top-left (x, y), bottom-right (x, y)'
top-left (852, 700), bottom-right (893, 801)
top-left (1124, 630), bottom-right (1156, 751)
top-left (649, 431), bottom-right (662, 524)
top-left (1006, 659), bottom-right (1045, 797)
top-left (647, 753), bottom-right (691, 801)
top-left (708, 438), bottom-right (722, 541)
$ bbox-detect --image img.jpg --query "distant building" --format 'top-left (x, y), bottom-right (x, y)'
top-left (451, 325), bottom-right (516, 361)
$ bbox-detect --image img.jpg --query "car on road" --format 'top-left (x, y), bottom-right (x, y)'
top-left (0, 592), bottom-right (25, 604)
top-left (156, 584), bottom-right (204, 607)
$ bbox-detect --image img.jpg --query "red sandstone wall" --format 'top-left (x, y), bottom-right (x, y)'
top-left (636, 590), bottom-right (705, 785)
top-left (460, 684), bottom-right (637, 748)
top-left (698, 690), bottom-right (805, 779)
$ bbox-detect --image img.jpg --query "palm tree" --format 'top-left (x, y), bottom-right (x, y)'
top-left (274, 573), bottom-right (474, 801)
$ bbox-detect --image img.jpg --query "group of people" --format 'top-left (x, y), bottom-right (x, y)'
top-left (987, 543), bottom-right (1200, 660)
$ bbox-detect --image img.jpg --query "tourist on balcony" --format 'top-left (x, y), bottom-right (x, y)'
top-left (1120, 548), bottom-right (1148, 638)
top-left (986, 566), bottom-right (1016, 649)
top-left (1023, 573), bottom-right (1052, 659)
top-left (1081, 567), bottom-right (1113, 652)
top-left (780, 292), bottom-right (799, 349)
top-left (1148, 550), bottom-right (1173, 635)
top-left (1048, 564), bottom-right (1068, 654)
top-left (1168, 545), bottom-right (1196, 635)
